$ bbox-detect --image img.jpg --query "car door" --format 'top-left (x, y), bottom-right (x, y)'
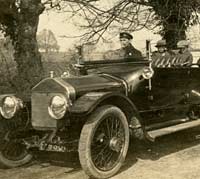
top-left (151, 67), bottom-right (190, 107)
top-left (139, 67), bottom-right (191, 126)
top-left (188, 65), bottom-right (200, 104)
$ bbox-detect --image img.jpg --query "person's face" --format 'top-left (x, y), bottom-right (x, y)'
top-left (179, 47), bottom-right (187, 53)
top-left (157, 46), bottom-right (165, 53)
top-left (120, 38), bottom-right (131, 48)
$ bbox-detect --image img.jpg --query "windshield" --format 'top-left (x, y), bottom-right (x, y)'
top-left (74, 42), bottom-right (145, 62)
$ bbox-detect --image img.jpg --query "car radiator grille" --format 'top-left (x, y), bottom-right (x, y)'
top-left (32, 93), bottom-right (57, 130)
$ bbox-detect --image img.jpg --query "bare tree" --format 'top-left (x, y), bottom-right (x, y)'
top-left (47, 0), bottom-right (200, 48)
top-left (0, 0), bottom-right (199, 93)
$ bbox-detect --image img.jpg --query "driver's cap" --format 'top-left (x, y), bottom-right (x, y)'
top-left (119, 32), bottom-right (133, 40)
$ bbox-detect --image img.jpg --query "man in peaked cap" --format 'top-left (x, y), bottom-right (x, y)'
top-left (119, 32), bottom-right (142, 60)
top-left (176, 40), bottom-right (193, 67)
top-left (103, 32), bottom-right (142, 60)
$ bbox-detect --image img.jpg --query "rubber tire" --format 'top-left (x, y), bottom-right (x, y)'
top-left (0, 142), bottom-right (32, 168)
top-left (79, 105), bottom-right (129, 179)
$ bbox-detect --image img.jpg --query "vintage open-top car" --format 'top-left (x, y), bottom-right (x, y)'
top-left (0, 56), bottom-right (200, 178)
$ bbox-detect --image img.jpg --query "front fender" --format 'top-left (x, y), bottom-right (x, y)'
top-left (69, 92), bottom-right (112, 114)
top-left (69, 92), bottom-right (140, 119)
top-left (70, 92), bottom-right (146, 140)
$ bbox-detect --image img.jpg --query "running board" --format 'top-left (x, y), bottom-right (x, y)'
top-left (147, 119), bottom-right (200, 141)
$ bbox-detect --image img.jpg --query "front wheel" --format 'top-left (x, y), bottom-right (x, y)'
top-left (0, 139), bottom-right (32, 168)
top-left (79, 105), bottom-right (129, 179)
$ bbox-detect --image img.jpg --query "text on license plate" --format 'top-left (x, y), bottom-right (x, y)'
top-left (39, 141), bottom-right (66, 152)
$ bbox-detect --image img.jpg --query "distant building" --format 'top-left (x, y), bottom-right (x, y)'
top-left (37, 29), bottom-right (60, 53)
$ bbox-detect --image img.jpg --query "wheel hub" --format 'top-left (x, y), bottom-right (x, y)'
top-left (96, 133), bottom-right (106, 143)
top-left (109, 137), bottom-right (122, 152)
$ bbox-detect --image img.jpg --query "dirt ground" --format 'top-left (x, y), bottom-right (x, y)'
top-left (1, 129), bottom-right (200, 179)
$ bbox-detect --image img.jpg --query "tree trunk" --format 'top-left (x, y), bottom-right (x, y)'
top-left (162, 15), bottom-right (186, 49)
top-left (13, 0), bottom-right (45, 95)
top-left (150, 0), bottom-right (188, 49)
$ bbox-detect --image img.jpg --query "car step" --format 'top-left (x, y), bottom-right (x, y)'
top-left (147, 119), bottom-right (200, 141)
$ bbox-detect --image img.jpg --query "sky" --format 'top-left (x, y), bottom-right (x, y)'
top-left (38, 11), bottom-right (161, 52)
top-left (38, 10), bottom-right (200, 52)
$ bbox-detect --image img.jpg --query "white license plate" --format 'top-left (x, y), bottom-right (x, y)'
top-left (39, 141), bottom-right (66, 152)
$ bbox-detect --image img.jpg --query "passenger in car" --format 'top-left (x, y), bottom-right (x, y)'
top-left (175, 40), bottom-right (193, 67)
top-left (151, 40), bottom-right (172, 67)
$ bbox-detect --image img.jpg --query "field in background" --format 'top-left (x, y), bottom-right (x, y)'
top-left (0, 51), bottom-right (73, 93)
top-left (42, 52), bottom-right (71, 76)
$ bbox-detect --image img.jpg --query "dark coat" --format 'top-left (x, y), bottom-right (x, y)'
top-left (122, 44), bottom-right (142, 59)
top-left (151, 51), bottom-right (172, 67)
top-left (103, 44), bottom-right (142, 60)
top-left (175, 49), bottom-right (193, 67)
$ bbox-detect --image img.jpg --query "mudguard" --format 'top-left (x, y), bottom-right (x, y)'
top-left (69, 92), bottom-right (145, 139)
top-left (69, 92), bottom-right (141, 120)
top-left (69, 92), bottom-right (109, 114)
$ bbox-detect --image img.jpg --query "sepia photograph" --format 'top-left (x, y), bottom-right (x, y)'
top-left (0, 0), bottom-right (200, 179)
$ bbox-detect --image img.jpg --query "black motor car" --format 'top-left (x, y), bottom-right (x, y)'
top-left (0, 57), bottom-right (200, 178)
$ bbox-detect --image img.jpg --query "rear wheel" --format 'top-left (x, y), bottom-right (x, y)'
top-left (0, 139), bottom-right (32, 168)
top-left (79, 105), bottom-right (129, 178)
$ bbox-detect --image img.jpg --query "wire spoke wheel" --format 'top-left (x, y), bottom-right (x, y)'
top-left (2, 141), bottom-right (28, 161)
top-left (79, 105), bottom-right (129, 179)
top-left (0, 139), bottom-right (32, 168)
top-left (91, 116), bottom-right (125, 171)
